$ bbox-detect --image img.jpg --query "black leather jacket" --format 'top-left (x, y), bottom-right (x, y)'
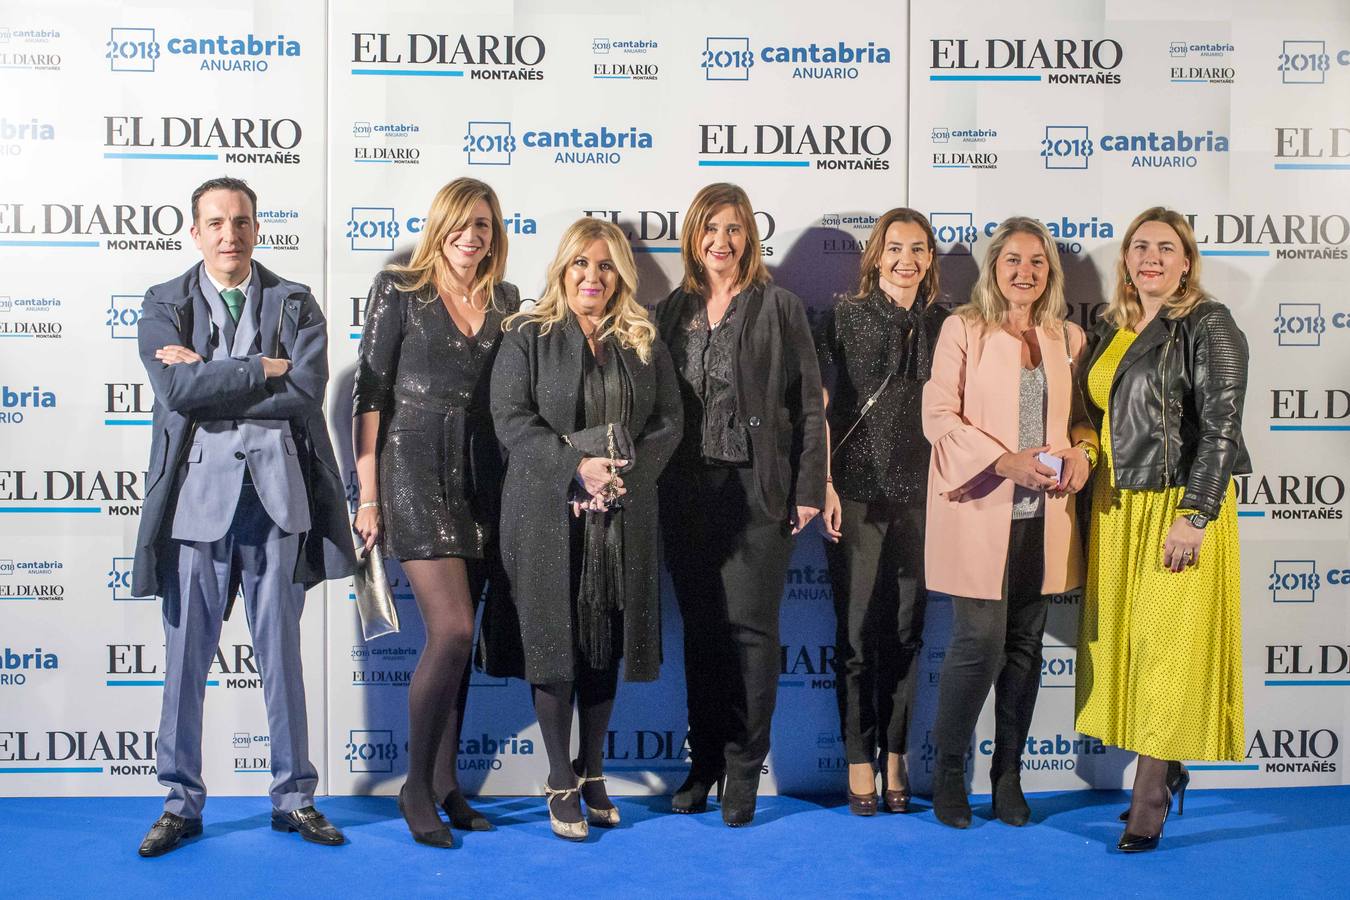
top-left (1081, 300), bottom-right (1251, 519)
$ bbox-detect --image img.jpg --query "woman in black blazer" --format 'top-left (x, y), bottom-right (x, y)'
top-left (656, 182), bottom-right (827, 826)
top-left (483, 217), bottom-right (682, 841)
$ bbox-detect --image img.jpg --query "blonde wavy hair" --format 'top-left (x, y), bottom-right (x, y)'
top-left (386, 177), bottom-right (508, 307)
top-left (1104, 207), bottom-right (1206, 329)
top-left (958, 216), bottom-right (1067, 334)
top-left (679, 182), bottom-right (772, 295)
top-left (505, 217), bottom-right (657, 363)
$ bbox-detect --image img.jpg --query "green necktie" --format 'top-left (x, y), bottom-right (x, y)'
top-left (221, 288), bottom-right (245, 323)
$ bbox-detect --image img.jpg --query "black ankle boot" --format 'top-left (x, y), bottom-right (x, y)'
top-left (931, 752), bottom-right (971, 829)
top-left (720, 773), bottom-right (759, 827)
top-left (671, 767), bottom-right (724, 814)
top-left (990, 748), bottom-right (1030, 826)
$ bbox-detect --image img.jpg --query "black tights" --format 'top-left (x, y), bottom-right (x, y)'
top-left (400, 557), bottom-right (477, 831)
top-left (532, 665), bottom-right (620, 819)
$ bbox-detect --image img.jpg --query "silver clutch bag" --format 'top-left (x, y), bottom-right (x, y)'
top-left (353, 545), bottom-right (399, 641)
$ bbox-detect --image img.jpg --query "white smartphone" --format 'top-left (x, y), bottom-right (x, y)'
top-left (1037, 451), bottom-right (1063, 483)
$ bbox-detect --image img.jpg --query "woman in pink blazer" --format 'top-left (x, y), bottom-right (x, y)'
top-left (921, 217), bottom-right (1097, 829)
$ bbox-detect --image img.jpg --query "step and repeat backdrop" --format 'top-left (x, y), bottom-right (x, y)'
top-left (2, 0), bottom-right (1347, 800)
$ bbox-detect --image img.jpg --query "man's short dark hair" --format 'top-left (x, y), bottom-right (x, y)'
top-left (190, 177), bottom-right (258, 222)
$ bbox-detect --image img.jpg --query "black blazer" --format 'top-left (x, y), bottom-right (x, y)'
top-left (655, 282), bottom-right (827, 515)
top-left (482, 315), bottom-right (682, 683)
top-left (1081, 299), bottom-right (1251, 519)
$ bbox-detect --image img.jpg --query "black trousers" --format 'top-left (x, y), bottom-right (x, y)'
top-left (825, 498), bottom-right (927, 766)
top-left (933, 516), bottom-right (1049, 758)
top-left (663, 464), bottom-right (795, 781)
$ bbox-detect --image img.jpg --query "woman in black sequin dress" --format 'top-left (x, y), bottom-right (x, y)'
top-left (655, 183), bottom-right (827, 827)
top-left (815, 209), bottom-right (948, 816)
top-left (352, 178), bottom-right (519, 847)
top-left (483, 218), bottom-right (682, 840)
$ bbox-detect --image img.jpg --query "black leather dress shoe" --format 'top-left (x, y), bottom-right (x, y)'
top-left (271, 805), bottom-right (345, 845)
top-left (138, 812), bottom-right (203, 857)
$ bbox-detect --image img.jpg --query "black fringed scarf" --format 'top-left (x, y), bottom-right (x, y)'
top-left (576, 341), bottom-right (632, 670)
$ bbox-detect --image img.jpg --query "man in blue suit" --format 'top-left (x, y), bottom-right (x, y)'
top-left (133, 177), bottom-right (356, 857)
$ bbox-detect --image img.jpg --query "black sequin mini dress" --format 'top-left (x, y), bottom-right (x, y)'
top-left (353, 271), bottom-right (520, 561)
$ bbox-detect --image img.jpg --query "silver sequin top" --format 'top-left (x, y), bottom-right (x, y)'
top-left (1011, 362), bottom-right (1047, 520)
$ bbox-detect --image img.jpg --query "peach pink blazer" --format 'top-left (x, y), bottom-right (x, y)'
top-left (921, 314), bottom-right (1089, 600)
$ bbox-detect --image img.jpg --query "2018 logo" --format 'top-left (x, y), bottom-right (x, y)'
top-left (702, 36), bottom-right (891, 81)
top-left (1270, 560), bottom-right (1320, 602)
top-left (1278, 40), bottom-right (1350, 85)
top-left (107, 557), bottom-right (141, 600)
top-left (346, 728), bottom-right (399, 773)
top-left (108, 26), bottom-right (299, 73)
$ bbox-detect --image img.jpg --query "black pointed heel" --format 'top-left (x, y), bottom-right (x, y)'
top-left (399, 785), bottom-right (456, 848)
top-left (1118, 762), bottom-right (1189, 821)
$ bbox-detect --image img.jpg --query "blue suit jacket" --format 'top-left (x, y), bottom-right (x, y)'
top-left (132, 262), bottom-right (356, 598)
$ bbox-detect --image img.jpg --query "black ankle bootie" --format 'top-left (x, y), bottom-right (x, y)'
top-left (990, 748), bottom-right (1030, 826)
top-left (931, 752), bottom-right (971, 829)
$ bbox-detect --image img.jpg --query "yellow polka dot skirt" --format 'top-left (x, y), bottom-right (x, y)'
top-left (1073, 329), bottom-right (1245, 761)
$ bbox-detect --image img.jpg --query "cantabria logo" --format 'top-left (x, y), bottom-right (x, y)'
top-left (930, 37), bottom-right (1123, 84)
top-left (104, 116), bottom-right (302, 165)
top-left (0, 117), bottom-right (54, 157)
top-left (1041, 126), bottom-right (1228, 170)
top-left (0, 646), bottom-right (58, 685)
top-left (107, 27), bottom-right (300, 73)
top-left (697, 123), bottom-right (891, 171)
top-left (701, 36), bottom-right (892, 81)
top-left (352, 31), bottom-right (545, 80)
top-left (463, 121), bottom-right (653, 167)
top-left (0, 385), bottom-right (56, 425)
top-left (1168, 40), bottom-right (1235, 84)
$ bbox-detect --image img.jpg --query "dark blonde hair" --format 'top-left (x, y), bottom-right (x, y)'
top-left (387, 178), bottom-right (508, 306)
top-left (851, 208), bottom-right (940, 303)
top-left (958, 216), bottom-right (1066, 334)
top-left (1105, 207), bottom-right (1206, 329)
top-left (505, 218), bottom-right (656, 363)
top-left (679, 183), bottom-right (771, 295)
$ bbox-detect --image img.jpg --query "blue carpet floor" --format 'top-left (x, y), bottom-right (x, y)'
top-left (2, 788), bottom-right (1347, 897)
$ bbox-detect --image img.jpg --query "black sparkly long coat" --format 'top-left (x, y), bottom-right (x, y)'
top-left (480, 316), bottom-right (683, 684)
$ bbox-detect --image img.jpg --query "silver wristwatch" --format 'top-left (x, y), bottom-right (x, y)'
top-left (1184, 512), bottom-right (1209, 529)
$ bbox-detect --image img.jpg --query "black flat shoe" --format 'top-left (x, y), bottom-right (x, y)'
top-left (440, 789), bottom-right (492, 831)
top-left (271, 804), bottom-right (345, 846)
top-left (720, 777), bottom-right (758, 827)
top-left (399, 787), bottom-right (455, 848)
top-left (671, 769), bottom-right (725, 814)
top-left (138, 812), bottom-right (202, 857)
top-left (1118, 762), bottom-right (1189, 821)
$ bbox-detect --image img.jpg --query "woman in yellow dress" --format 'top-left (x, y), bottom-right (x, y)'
top-left (1074, 207), bottom-right (1250, 853)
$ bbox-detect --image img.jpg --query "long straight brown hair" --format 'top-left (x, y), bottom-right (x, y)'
top-left (850, 208), bottom-right (940, 303)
